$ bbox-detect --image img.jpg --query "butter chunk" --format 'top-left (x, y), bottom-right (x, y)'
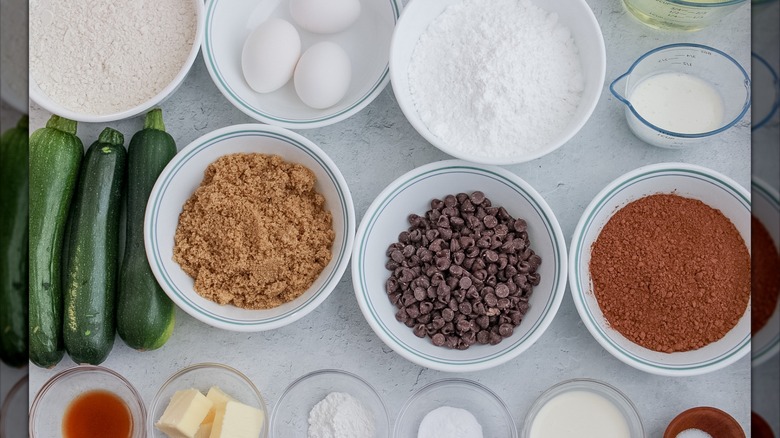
top-left (195, 422), bottom-right (213, 438)
top-left (202, 386), bottom-right (234, 425)
top-left (156, 388), bottom-right (214, 438)
top-left (209, 400), bottom-right (264, 438)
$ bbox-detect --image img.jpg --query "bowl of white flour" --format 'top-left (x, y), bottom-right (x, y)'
top-left (29, 0), bottom-right (204, 122)
top-left (390, 0), bottom-right (606, 165)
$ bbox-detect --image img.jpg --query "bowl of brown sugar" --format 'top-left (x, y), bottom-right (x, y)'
top-left (145, 124), bottom-right (355, 331)
top-left (569, 162), bottom-right (751, 376)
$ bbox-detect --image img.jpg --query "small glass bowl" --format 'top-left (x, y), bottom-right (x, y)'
top-left (29, 365), bottom-right (146, 438)
top-left (522, 378), bottom-right (644, 438)
top-left (148, 362), bottom-right (268, 438)
top-left (394, 378), bottom-right (517, 438)
top-left (270, 369), bottom-right (390, 437)
top-left (1, 374), bottom-right (28, 437)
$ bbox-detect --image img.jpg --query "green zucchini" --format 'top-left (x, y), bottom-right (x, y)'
top-left (118, 109), bottom-right (177, 350)
top-left (0, 115), bottom-right (29, 368)
top-left (63, 128), bottom-right (126, 365)
top-left (29, 116), bottom-right (83, 368)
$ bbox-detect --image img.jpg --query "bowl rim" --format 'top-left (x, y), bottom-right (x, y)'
top-left (202, 0), bottom-right (403, 130)
top-left (144, 123), bottom-right (356, 332)
top-left (28, 0), bottom-right (205, 123)
top-left (352, 159), bottom-right (568, 372)
top-left (393, 377), bottom-right (517, 437)
top-left (751, 177), bottom-right (780, 366)
top-left (147, 362), bottom-right (268, 437)
top-left (521, 377), bottom-right (644, 438)
top-left (269, 368), bottom-right (390, 435)
top-left (568, 162), bottom-right (751, 376)
top-left (29, 365), bottom-right (147, 437)
top-left (0, 374), bottom-right (28, 435)
top-left (388, 0), bottom-right (606, 165)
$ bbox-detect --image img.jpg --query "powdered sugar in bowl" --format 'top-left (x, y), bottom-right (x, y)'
top-left (269, 369), bottom-right (390, 437)
top-left (390, 0), bottom-right (606, 165)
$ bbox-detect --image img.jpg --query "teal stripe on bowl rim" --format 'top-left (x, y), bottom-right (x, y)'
top-left (356, 165), bottom-right (562, 366)
top-left (204, 0), bottom-right (401, 125)
top-left (573, 167), bottom-right (751, 371)
top-left (149, 130), bottom-right (351, 326)
top-left (751, 178), bottom-right (780, 362)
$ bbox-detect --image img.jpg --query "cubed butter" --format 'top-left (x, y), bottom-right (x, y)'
top-left (209, 400), bottom-right (264, 438)
top-left (156, 388), bottom-right (214, 438)
top-left (202, 386), bottom-right (234, 424)
top-left (195, 422), bottom-right (213, 438)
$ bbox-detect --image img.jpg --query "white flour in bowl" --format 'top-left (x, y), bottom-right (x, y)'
top-left (30, 0), bottom-right (198, 115)
top-left (408, 0), bottom-right (584, 159)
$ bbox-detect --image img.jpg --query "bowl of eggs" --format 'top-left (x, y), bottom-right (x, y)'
top-left (203, 0), bottom-right (401, 129)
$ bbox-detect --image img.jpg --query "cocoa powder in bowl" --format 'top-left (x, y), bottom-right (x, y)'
top-left (589, 194), bottom-right (750, 353)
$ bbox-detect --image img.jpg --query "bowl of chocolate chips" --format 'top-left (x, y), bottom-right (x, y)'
top-left (351, 160), bottom-right (567, 372)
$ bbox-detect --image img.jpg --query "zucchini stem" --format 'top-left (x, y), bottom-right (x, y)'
top-left (45, 115), bottom-right (77, 136)
top-left (98, 127), bottom-right (124, 146)
top-left (144, 108), bottom-right (166, 132)
top-left (17, 114), bottom-right (29, 130)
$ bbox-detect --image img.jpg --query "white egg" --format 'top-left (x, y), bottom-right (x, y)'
top-left (241, 18), bottom-right (301, 93)
top-left (289, 0), bottom-right (361, 34)
top-left (294, 42), bottom-right (352, 109)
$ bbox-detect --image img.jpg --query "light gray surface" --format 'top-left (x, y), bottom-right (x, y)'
top-left (25, 0), bottom-right (766, 437)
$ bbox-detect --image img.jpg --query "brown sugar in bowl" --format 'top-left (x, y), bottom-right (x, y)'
top-left (568, 163), bottom-right (752, 377)
top-left (663, 407), bottom-right (745, 438)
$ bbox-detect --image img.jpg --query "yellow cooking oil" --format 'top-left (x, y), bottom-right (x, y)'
top-left (622, 0), bottom-right (747, 31)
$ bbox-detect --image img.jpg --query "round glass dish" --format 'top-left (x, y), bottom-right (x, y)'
top-left (148, 362), bottom-right (268, 438)
top-left (270, 369), bottom-right (390, 437)
top-left (394, 378), bottom-right (517, 438)
top-left (1, 374), bottom-right (28, 437)
top-left (29, 365), bottom-right (146, 438)
top-left (522, 378), bottom-right (643, 438)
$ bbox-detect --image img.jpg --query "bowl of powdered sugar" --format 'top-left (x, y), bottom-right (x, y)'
top-left (29, 0), bottom-right (204, 122)
top-left (390, 0), bottom-right (605, 164)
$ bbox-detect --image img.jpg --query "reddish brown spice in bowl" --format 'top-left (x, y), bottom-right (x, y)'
top-left (752, 215), bottom-right (780, 333)
top-left (589, 194), bottom-right (750, 353)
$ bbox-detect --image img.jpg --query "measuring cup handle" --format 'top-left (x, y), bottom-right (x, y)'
top-left (609, 71), bottom-right (631, 105)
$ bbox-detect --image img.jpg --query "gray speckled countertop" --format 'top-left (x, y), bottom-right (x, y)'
top-left (18, 0), bottom-right (780, 436)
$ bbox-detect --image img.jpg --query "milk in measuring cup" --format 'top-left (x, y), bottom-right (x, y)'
top-left (629, 72), bottom-right (724, 134)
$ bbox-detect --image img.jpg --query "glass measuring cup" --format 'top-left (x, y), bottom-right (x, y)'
top-left (622, 0), bottom-right (748, 31)
top-left (610, 43), bottom-right (750, 149)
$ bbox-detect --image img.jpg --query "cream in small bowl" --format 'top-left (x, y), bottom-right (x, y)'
top-left (522, 379), bottom-right (643, 438)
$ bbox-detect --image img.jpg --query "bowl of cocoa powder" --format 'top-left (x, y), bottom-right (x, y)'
top-left (352, 160), bottom-right (568, 372)
top-left (145, 124), bottom-right (355, 331)
top-left (569, 162), bottom-right (752, 376)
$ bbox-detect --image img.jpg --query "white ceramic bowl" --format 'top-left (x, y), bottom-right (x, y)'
top-left (28, 0), bottom-right (204, 123)
top-left (751, 177), bottom-right (780, 366)
top-left (145, 124), bottom-right (355, 331)
top-left (394, 378), bottom-right (516, 438)
top-left (352, 160), bottom-right (567, 372)
top-left (389, 0), bottom-right (606, 165)
top-left (270, 369), bottom-right (390, 437)
top-left (522, 379), bottom-right (643, 438)
top-left (569, 163), bottom-right (751, 376)
top-left (203, 0), bottom-right (401, 129)
top-left (148, 363), bottom-right (268, 438)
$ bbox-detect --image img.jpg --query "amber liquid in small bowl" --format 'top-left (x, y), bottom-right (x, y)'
top-left (63, 390), bottom-right (133, 438)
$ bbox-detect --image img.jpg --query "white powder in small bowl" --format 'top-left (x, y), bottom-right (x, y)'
top-left (418, 406), bottom-right (483, 438)
top-left (29, 0), bottom-right (198, 116)
top-left (308, 392), bottom-right (375, 438)
top-left (676, 428), bottom-right (713, 438)
top-left (408, 0), bottom-right (584, 160)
